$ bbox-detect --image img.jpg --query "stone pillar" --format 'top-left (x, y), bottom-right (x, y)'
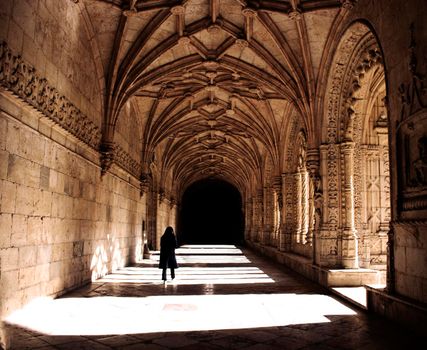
top-left (307, 149), bottom-right (320, 263)
top-left (341, 141), bottom-right (359, 268)
top-left (282, 173), bottom-right (294, 251)
top-left (376, 126), bottom-right (391, 237)
top-left (245, 198), bottom-right (252, 242)
top-left (386, 225), bottom-right (395, 293)
top-left (273, 176), bottom-right (282, 249)
top-left (301, 168), bottom-right (309, 244)
top-left (253, 190), bottom-right (263, 243)
top-left (318, 145), bottom-right (331, 266)
top-left (251, 195), bottom-right (257, 242)
top-left (295, 170), bottom-right (303, 243)
top-left (263, 186), bottom-right (273, 246)
top-left (147, 189), bottom-right (157, 250)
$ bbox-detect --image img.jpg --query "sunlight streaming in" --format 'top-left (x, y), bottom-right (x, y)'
top-left (5, 293), bottom-right (357, 336)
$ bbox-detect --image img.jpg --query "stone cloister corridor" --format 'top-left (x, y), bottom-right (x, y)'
top-left (4, 246), bottom-right (427, 349)
top-left (1, 0), bottom-right (427, 348)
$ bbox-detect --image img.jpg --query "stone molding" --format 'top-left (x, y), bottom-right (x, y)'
top-left (99, 141), bottom-right (143, 179)
top-left (115, 144), bottom-right (142, 179)
top-left (0, 41), bottom-right (101, 150)
top-left (0, 41), bottom-right (143, 180)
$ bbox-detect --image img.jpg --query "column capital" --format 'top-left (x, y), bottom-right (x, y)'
top-left (340, 141), bottom-right (355, 153)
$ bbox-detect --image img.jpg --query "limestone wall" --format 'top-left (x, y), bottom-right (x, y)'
top-left (0, 0), bottom-right (103, 127)
top-left (114, 100), bottom-right (144, 171)
top-left (0, 92), bottom-right (145, 320)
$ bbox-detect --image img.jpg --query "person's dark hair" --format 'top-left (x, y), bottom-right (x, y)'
top-left (164, 226), bottom-right (174, 236)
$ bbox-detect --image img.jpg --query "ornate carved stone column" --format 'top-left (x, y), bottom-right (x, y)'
top-left (341, 141), bottom-right (359, 268)
top-left (252, 190), bottom-right (263, 243)
top-left (262, 185), bottom-right (273, 245)
top-left (301, 168), bottom-right (309, 244)
top-left (307, 149), bottom-right (320, 262)
top-left (245, 198), bottom-right (253, 242)
top-left (295, 170), bottom-right (303, 243)
top-left (282, 173), bottom-right (295, 251)
top-left (263, 185), bottom-right (273, 246)
top-left (318, 144), bottom-right (336, 266)
top-left (273, 176), bottom-right (283, 249)
top-left (257, 189), bottom-right (264, 244)
top-left (375, 122), bottom-right (391, 238)
top-left (251, 195), bottom-right (257, 242)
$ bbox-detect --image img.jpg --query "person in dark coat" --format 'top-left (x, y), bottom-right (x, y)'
top-left (159, 226), bottom-right (178, 282)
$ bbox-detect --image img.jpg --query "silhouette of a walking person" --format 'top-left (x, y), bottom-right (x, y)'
top-left (159, 226), bottom-right (178, 282)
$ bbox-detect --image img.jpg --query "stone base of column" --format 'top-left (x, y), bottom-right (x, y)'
top-left (316, 229), bottom-right (340, 267)
top-left (247, 240), bottom-right (382, 287)
top-left (342, 232), bottom-right (359, 269)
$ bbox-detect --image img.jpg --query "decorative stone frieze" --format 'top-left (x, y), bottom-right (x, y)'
top-left (115, 145), bottom-right (142, 179)
top-left (100, 141), bottom-right (142, 179)
top-left (0, 41), bottom-right (101, 150)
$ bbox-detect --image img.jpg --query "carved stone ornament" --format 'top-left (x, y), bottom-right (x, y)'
top-left (99, 141), bottom-right (142, 178)
top-left (100, 142), bottom-right (116, 176)
top-left (140, 172), bottom-right (152, 196)
top-left (396, 24), bottom-right (427, 216)
top-left (0, 41), bottom-right (101, 149)
top-left (397, 111), bottom-right (427, 213)
top-left (115, 145), bottom-right (142, 178)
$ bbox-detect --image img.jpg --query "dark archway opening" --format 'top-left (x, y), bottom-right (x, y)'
top-left (178, 179), bottom-right (244, 245)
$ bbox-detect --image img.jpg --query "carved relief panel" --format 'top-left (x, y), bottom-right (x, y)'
top-left (397, 25), bottom-right (427, 219)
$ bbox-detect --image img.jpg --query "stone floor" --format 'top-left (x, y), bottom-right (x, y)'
top-left (3, 245), bottom-right (427, 349)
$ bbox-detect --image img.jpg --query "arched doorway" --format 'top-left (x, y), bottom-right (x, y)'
top-left (178, 179), bottom-right (244, 245)
top-left (319, 21), bottom-right (390, 277)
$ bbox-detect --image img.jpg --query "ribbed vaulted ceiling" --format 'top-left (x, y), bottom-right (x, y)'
top-left (86, 0), bottom-right (351, 195)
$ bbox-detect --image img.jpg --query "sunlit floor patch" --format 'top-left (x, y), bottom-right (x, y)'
top-left (98, 266), bottom-right (275, 284)
top-left (5, 293), bottom-right (357, 336)
top-left (332, 284), bottom-right (385, 309)
top-left (147, 245), bottom-right (252, 264)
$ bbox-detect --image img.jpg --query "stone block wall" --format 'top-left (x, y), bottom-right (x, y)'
top-left (0, 92), bottom-right (145, 320)
top-left (394, 223), bottom-right (427, 303)
top-left (0, 0), bottom-right (103, 127)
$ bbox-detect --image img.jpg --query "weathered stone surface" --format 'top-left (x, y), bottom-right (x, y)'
top-left (0, 0), bottom-right (427, 344)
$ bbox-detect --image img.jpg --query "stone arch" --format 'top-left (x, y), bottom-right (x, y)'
top-left (351, 59), bottom-right (388, 274)
top-left (320, 21), bottom-right (389, 272)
